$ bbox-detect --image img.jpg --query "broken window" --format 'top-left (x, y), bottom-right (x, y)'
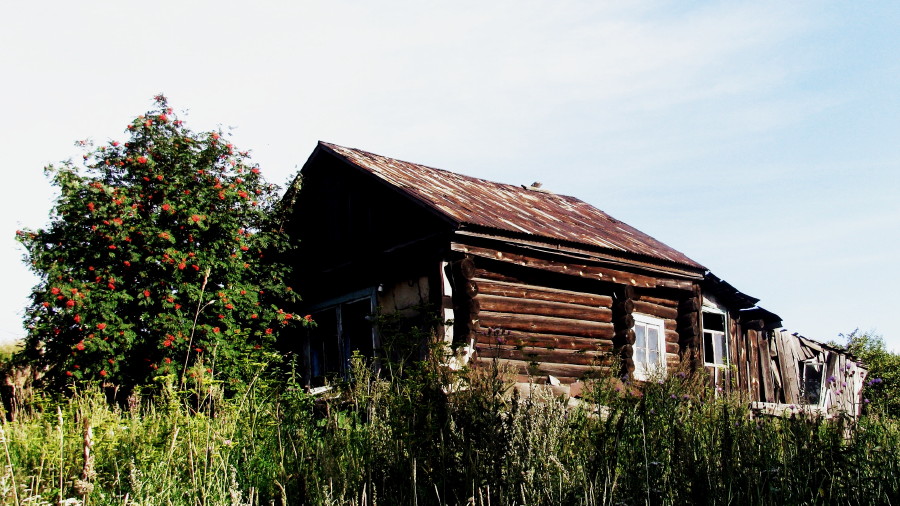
top-left (702, 310), bottom-right (728, 367)
top-left (307, 293), bottom-right (376, 386)
top-left (799, 360), bottom-right (825, 405)
top-left (633, 313), bottom-right (666, 380)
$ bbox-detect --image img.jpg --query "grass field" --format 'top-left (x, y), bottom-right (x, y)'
top-left (1, 355), bottom-right (898, 505)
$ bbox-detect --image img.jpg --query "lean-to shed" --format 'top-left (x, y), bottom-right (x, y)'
top-left (285, 142), bottom-right (866, 416)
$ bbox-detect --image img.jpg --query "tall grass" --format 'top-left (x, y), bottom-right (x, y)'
top-left (1, 355), bottom-right (898, 505)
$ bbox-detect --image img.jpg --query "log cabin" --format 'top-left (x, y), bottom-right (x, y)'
top-left (284, 141), bottom-right (867, 416)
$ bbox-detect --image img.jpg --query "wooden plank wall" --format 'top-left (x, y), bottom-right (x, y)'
top-left (747, 329), bottom-right (866, 415)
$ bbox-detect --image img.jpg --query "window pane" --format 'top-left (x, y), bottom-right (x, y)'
top-left (716, 333), bottom-right (727, 365)
top-left (712, 333), bottom-right (723, 365)
top-left (648, 327), bottom-right (659, 350)
top-left (803, 363), bottom-right (822, 404)
top-left (649, 350), bottom-right (659, 366)
top-left (704, 331), bottom-right (714, 364)
top-left (635, 324), bottom-right (646, 350)
top-left (703, 312), bottom-right (725, 332)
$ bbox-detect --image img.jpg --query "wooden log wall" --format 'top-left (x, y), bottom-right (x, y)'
top-left (612, 286), bottom-right (635, 376)
top-left (468, 264), bottom-right (617, 384)
top-left (676, 286), bottom-right (702, 370)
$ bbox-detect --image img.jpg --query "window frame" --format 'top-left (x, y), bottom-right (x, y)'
top-left (306, 287), bottom-right (378, 382)
top-left (702, 308), bottom-right (729, 368)
top-left (799, 358), bottom-right (826, 406)
top-left (632, 313), bottom-right (666, 381)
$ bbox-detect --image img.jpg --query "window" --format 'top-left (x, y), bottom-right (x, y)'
top-left (702, 310), bottom-right (728, 367)
top-left (633, 314), bottom-right (666, 380)
top-left (799, 360), bottom-right (825, 405)
top-left (307, 290), bottom-right (376, 386)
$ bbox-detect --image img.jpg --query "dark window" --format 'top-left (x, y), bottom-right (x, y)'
top-left (800, 361), bottom-right (824, 405)
top-left (308, 297), bottom-right (374, 386)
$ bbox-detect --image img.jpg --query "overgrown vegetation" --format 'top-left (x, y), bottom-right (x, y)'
top-left (835, 329), bottom-right (900, 418)
top-left (2, 352), bottom-right (898, 505)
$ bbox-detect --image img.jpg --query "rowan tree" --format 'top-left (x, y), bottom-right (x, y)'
top-left (15, 95), bottom-right (306, 393)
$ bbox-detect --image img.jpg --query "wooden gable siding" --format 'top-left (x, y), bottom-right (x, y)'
top-left (292, 154), bottom-right (452, 304)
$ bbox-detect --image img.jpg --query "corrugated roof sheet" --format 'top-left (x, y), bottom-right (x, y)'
top-left (318, 142), bottom-right (704, 269)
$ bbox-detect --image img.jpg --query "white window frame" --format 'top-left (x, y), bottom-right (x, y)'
top-left (799, 358), bottom-right (826, 406)
top-left (632, 313), bottom-right (666, 381)
top-left (702, 308), bottom-right (729, 368)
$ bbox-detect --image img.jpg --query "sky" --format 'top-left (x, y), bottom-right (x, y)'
top-left (2, 1), bottom-right (899, 351)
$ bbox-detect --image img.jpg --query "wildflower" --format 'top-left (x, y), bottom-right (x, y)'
top-left (99, 370), bottom-right (107, 377)
top-left (137, 156), bottom-right (148, 164)
top-left (827, 376), bottom-right (836, 384)
top-left (97, 323), bottom-right (107, 330)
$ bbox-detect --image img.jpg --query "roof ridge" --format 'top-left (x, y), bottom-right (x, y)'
top-left (319, 141), bottom-right (585, 202)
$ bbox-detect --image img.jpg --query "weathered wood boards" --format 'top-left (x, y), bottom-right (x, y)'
top-left (447, 243), bottom-right (865, 417)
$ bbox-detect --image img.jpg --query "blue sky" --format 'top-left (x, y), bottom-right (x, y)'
top-left (2, 1), bottom-right (899, 350)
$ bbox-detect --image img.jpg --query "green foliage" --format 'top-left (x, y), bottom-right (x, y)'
top-left (3, 360), bottom-right (899, 505)
top-left (14, 95), bottom-right (306, 393)
top-left (839, 329), bottom-right (900, 417)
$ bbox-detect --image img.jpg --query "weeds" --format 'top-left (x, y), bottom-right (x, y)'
top-left (1, 357), bottom-right (898, 505)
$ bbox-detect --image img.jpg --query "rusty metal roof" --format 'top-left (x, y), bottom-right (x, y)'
top-left (318, 142), bottom-right (704, 269)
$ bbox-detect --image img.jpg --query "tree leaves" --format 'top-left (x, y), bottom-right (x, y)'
top-left (16, 95), bottom-right (305, 393)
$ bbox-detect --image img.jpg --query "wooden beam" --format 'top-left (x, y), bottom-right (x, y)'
top-left (474, 277), bottom-right (614, 307)
top-left (478, 311), bottom-right (615, 339)
top-left (476, 345), bottom-right (611, 367)
top-left (633, 300), bottom-right (679, 320)
top-left (454, 243), bottom-right (693, 291)
top-left (477, 294), bottom-right (612, 321)
top-left (477, 330), bottom-right (614, 352)
top-left (475, 357), bottom-right (607, 380)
